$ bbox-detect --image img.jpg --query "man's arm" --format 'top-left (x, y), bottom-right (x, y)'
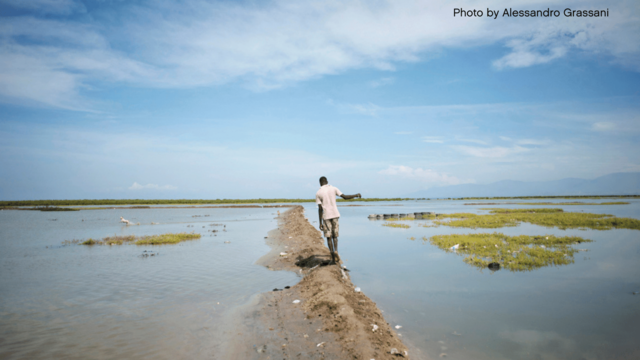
top-left (340, 193), bottom-right (362, 200)
top-left (318, 206), bottom-right (324, 230)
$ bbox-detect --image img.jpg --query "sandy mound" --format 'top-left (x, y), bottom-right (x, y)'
top-left (229, 206), bottom-right (411, 359)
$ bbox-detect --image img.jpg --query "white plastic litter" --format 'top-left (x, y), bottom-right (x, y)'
top-left (390, 348), bottom-right (399, 354)
top-left (280, 252), bottom-right (288, 256)
top-left (354, 287), bottom-right (361, 292)
top-left (292, 299), bottom-right (300, 304)
top-left (395, 325), bottom-right (402, 329)
top-left (450, 244), bottom-right (459, 250)
top-left (317, 342), bottom-right (325, 347)
top-left (371, 324), bottom-right (379, 332)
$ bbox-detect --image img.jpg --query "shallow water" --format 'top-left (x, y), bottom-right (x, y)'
top-left (0, 207), bottom-right (298, 359)
top-left (2, 201), bottom-right (639, 359)
top-left (317, 200), bottom-right (640, 360)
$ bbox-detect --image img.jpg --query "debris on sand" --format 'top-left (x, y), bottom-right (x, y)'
top-left (233, 206), bottom-right (408, 360)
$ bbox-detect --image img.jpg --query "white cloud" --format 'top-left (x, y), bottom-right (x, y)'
top-left (500, 136), bottom-right (549, 146)
top-left (457, 138), bottom-right (488, 145)
top-left (452, 145), bottom-right (530, 158)
top-left (1, 0), bottom-right (638, 109)
top-left (592, 122), bottom-right (615, 131)
top-left (379, 165), bottom-right (469, 185)
top-left (422, 136), bottom-right (444, 143)
top-left (129, 182), bottom-right (177, 190)
top-left (347, 102), bottom-right (380, 116)
top-left (493, 41), bottom-right (567, 69)
top-left (369, 77), bottom-right (395, 88)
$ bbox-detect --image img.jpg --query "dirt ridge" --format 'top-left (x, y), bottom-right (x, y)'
top-left (229, 205), bottom-right (410, 359)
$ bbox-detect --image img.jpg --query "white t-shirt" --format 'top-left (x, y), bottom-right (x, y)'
top-left (315, 184), bottom-right (343, 220)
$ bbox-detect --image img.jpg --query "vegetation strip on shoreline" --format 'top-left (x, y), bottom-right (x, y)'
top-left (385, 208), bottom-right (640, 230)
top-left (0, 197), bottom-right (412, 207)
top-left (64, 232), bottom-right (201, 246)
top-left (425, 233), bottom-right (592, 272)
top-left (464, 201), bottom-right (630, 205)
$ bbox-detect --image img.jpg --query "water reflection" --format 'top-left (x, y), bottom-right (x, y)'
top-left (0, 207), bottom-right (298, 359)
top-left (323, 200), bottom-right (640, 360)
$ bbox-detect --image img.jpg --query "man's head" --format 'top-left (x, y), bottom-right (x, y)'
top-left (319, 176), bottom-right (328, 186)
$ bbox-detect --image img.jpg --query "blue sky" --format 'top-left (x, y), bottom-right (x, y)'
top-left (1, 0), bottom-right (639, 200)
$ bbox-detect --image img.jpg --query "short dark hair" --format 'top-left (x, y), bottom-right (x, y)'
top-left (319, 176), bottom-right (328, 185)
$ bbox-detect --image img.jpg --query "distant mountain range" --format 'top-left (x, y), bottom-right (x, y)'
top-left (410, 172), bottom-right (640, 198)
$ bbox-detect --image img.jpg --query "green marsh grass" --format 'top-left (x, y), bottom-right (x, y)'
top-left (422, 208), bottom-right (640, 230)
top-left (516, 202), bottom-right (629, 205)
top-left (382, 222), bottom-right (410, 228)
top-left (135, 233), bottom-right (201, 245)
top-left (426, 233), bottom-right (592, 272)
top-left (73, 233), bottom-right (201, 246)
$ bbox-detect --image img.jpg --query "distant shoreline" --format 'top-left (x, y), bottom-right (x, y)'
top-left (0, 198), bottom-right (412, 207)
top-left (0, 195), bottom-right (638, 208)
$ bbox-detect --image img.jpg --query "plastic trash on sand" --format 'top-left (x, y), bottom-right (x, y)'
top-left (354, 287), bottom-right (361, 292)
top-left (280, 252), bottom-right (288, 256)
top-left (317, 342), bottom-right (325, 347)
top-left (371, 324), bottom-right (379, 332)
top-left (292, 299), bottom-right (300, 304)
top-left (450, 244), bottom-right (459, 250)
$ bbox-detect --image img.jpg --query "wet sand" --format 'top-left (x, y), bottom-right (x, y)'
top-left (224, 206), bottom-right (411, 359)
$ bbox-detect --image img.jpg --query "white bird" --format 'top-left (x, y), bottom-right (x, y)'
top-left (450, 244), bottom-right (460, 250)
top-left (120, 216), bottom-right (130, 225)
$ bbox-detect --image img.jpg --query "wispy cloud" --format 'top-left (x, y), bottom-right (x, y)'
top-left (500, 136), bottom-right (549, 146)
top-left (335, 102), bottom-right (379, 116)
top-left (128, 182), bottom-right (177, 190)
top-left (369, 77), bottom-right (395, 88)
top-left (2, 0), bottom-right (638, 109)
top-left (592, 122), bottom-right (616, 131)
top-left (452, 145), bottom-right (530, 158)
top-left (422, 136), bottom-right (444, 144)
top-left (457, 138), bottom-right (488, 145)
top-left (379, 165), bottom-right (470, 185)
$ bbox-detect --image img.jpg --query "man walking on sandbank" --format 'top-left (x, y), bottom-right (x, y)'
top-left (315, 176), bottom-right (361, 265)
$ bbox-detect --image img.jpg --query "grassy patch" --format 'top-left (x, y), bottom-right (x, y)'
top-left (425, 232), bottom-right (592, 272)
top-left (73, 233), bottom-right (201, 246)
top-left (382, 222), bottom-right (410, 228)
top-left (511, 202), bottom-right (629, 205)
top-left (423, 208), bottom-right (640, 230)
top-left (135, 233), bottom-right (201, 245)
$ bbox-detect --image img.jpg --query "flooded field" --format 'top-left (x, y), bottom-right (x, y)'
top-left (327, 200), bottom-right (640, 360)
top-left (0, 207), bottom-right (298, 359)
top-left (1, 200), bottom-right (639, 359)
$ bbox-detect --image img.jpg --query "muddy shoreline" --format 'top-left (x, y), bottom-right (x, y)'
top-left (224, 205), bottom-right (410, 359)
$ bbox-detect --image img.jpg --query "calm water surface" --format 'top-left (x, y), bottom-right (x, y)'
top-left (2, 201), bottom-right (639, 360)
top-left (0, 207), bottom-right (298, 359)
top-left (320, 200), bottom-right (640, 360)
